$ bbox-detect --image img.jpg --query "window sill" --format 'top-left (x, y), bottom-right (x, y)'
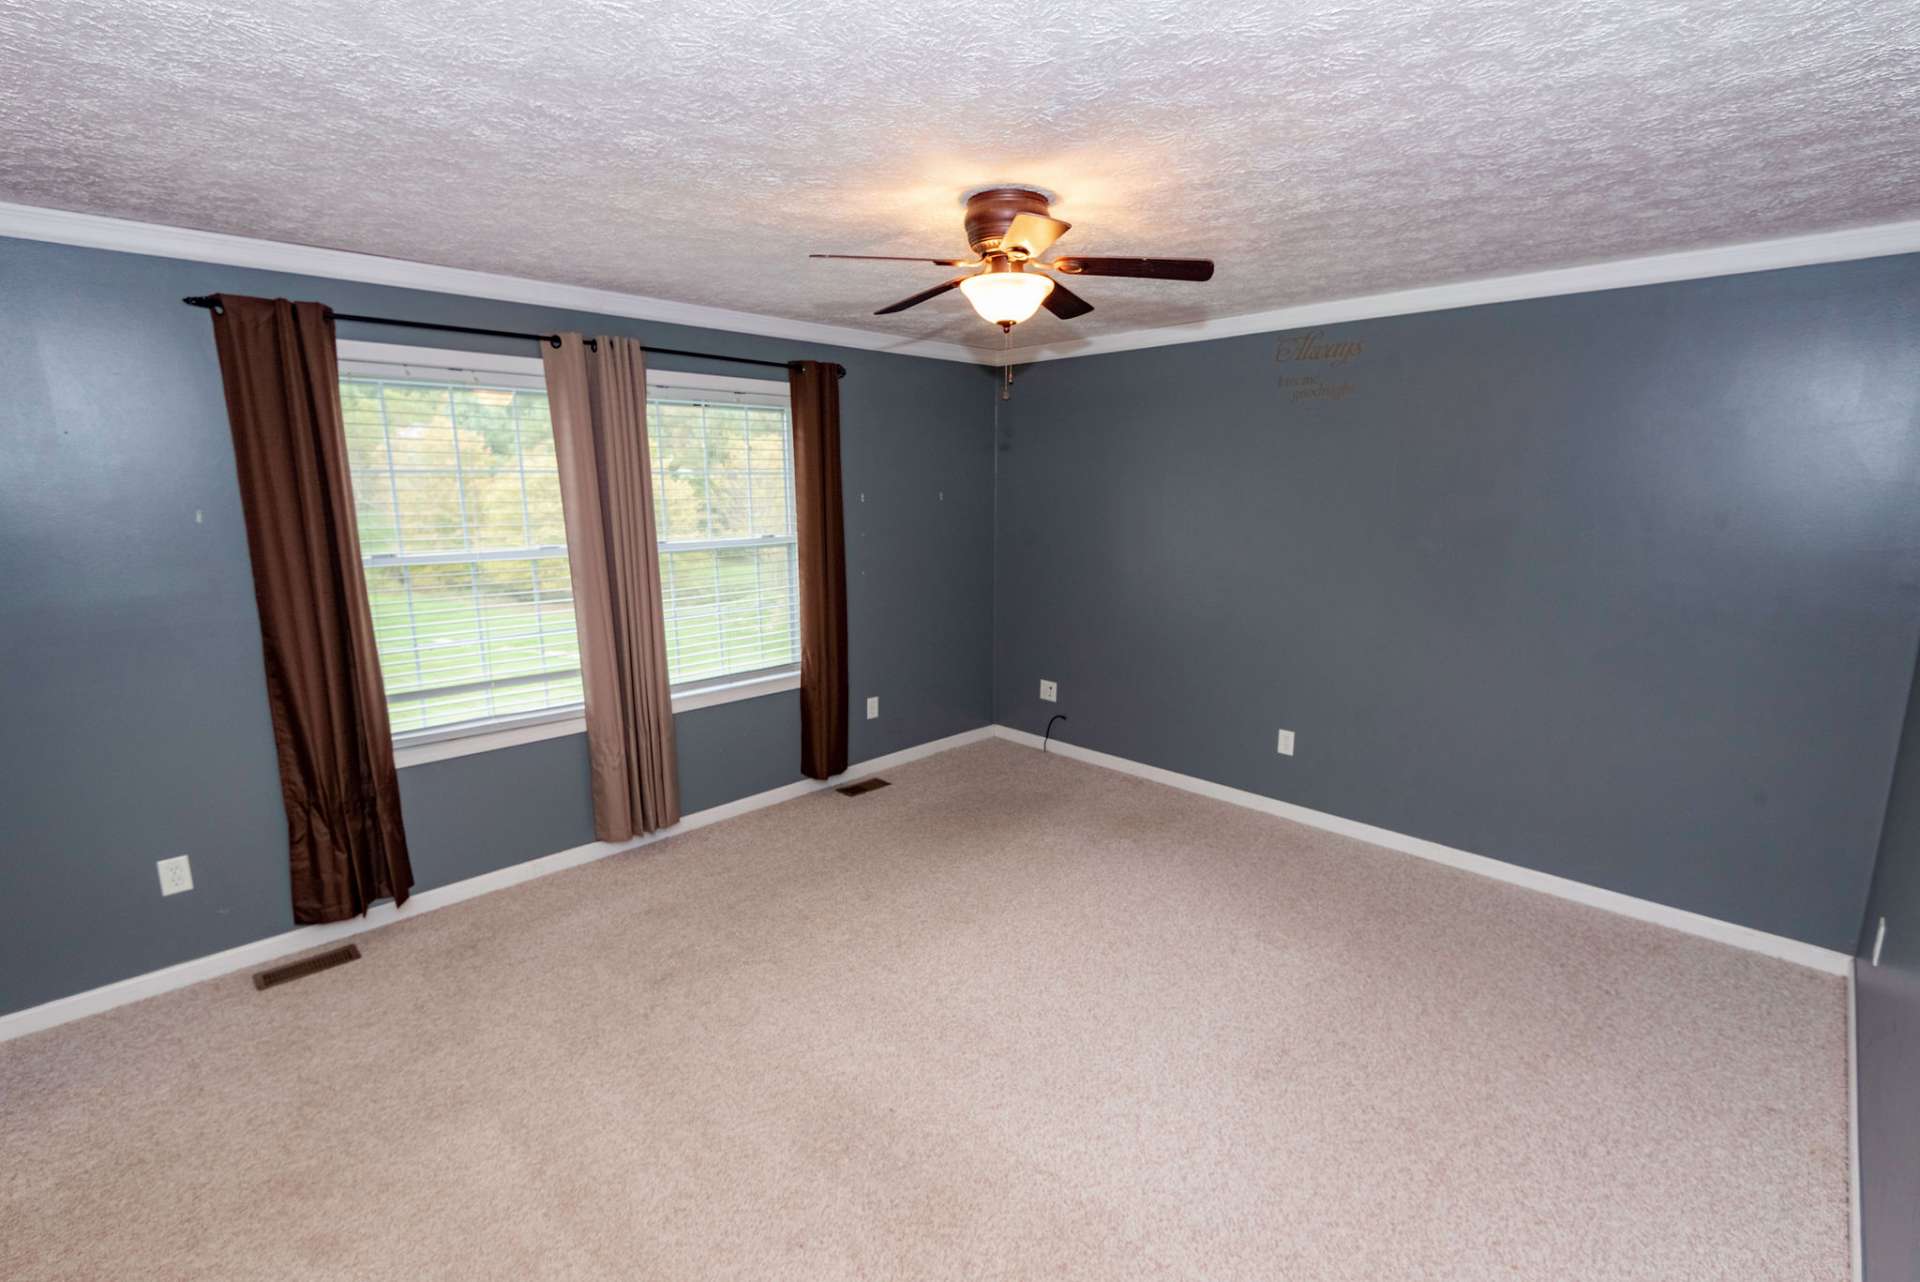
top-left (393, 713), bottom-right (587, 768)
top-left (391, 668), bottom-right (801, 768)
top-left (670, 667), bottom-right (800, 712)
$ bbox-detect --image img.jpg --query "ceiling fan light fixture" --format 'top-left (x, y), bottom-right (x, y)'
top-left (959, 269), bottom-right (1054, 329)
top-left (815, 186), bottom-right (1213, 326)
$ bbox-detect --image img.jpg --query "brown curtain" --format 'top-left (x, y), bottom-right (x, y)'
top-left (544, 334), bottom-right (680, 840)
top-left (790, 360), bottom-right (849, 780)
top-left (207, 294), bottom-right (412, 923)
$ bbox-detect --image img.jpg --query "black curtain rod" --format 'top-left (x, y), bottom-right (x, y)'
top-left (181, 296), bottom-right (843, 377)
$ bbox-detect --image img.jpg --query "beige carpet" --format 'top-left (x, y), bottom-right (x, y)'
top-left (0, 739), bottom-right (1849, 1280)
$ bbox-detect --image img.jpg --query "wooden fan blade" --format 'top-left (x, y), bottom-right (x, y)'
top-left (811, 253), bottom-right (976, 266)
top-left (1041, 279), bottom-right (1094, 320)
top-left (873, 275), bottom-right (970, 315)
top-left (1001, 212), bottom-right (1070, 259)
top-left (1050, 256), bottom-right (1214, 281)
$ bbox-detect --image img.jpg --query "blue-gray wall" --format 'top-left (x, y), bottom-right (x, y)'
top-left (1858, 642), bottom-right (1920, 1281)
top-left (7, 232), bottom-right (1919, 1261)
top-left (993, 256), bottom-right (1920, 952)
top-left (0, 236), bottom-right (995, 1017)
top-left (6, 236), bottom-right (1919, 1005)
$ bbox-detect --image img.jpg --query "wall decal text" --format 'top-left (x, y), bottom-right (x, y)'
top-left (1276, 329), bottom-right (1365, 403)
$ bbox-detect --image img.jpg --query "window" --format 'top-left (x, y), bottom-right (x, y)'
top-left (339, 343), bottom-right (580, 742)
top-left (338, 343), bottom-right (801, 752)
top-left (648, 373), bottom-right (800, 690)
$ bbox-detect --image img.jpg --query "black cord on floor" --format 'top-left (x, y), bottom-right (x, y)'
top-left (1043, 714), bottom-right (1067, 754)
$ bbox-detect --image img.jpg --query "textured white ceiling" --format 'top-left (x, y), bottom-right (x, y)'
top-left (2, 0), bottom-right (1916, 352)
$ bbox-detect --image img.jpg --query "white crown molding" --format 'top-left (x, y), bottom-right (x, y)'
top-left (0, 200), bottom-right (992, 366)
top-left (990, 726), bottom-right (1853, 975)
top-left (5, 201), bottom-right (1917, 369)
top-left (995, 217), bottom-right (1920, 365)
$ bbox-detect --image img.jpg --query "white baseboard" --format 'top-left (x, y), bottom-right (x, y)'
top-left (990, 725), bottom-right (1852, 975)
top-left (0, 725), bottom-right (994, 1043)
top-left (1848, 959), bottom-right (1863, 1282)
top-left (6, 719), bottom-right (1848, 1043)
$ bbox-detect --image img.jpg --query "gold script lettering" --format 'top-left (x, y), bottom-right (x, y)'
top-left (1275, 330), bottom-right (1364, 366)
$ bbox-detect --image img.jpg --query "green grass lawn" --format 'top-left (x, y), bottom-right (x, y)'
top-left (368, 547), bottom-right (797, 733)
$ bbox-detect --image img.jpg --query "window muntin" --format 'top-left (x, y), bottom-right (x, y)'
top-left (647, 376), bottom-right (800, 688)
top-left (339, 346), bottom-right (581, 740)
top-left (338, 347), bottom-right (801, 744)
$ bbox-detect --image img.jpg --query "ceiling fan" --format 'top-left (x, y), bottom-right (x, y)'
top-left (811, 187), bottom-right (1215, 331)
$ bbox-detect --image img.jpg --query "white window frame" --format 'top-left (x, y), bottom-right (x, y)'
top-left (337, 342), bottom-right (799, 768)
top-left (646, 368), bottom-right (802, 704)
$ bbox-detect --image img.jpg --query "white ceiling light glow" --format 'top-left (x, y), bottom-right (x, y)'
top-left (959, 270), bottom-right (1053, 329)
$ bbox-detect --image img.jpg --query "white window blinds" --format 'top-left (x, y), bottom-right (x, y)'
top-left (338, 347), bottom-right (582, 739)
top-left (647, 375), bottom-right (800, 687)
top-left (338, 347), bottom-right (801, 743)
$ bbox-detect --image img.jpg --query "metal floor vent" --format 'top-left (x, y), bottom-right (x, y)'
top-left (253, 943), bottom-right (361, 991)
top-left (837, 776), bottom-right (892, 796)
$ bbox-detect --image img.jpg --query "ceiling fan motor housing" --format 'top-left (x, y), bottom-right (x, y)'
top-left (815, 185), bottom-right (1210, 324)
top-left (964, 187), bottom-right (1052, 257)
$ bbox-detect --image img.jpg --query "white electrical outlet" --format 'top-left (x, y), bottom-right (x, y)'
top-left (1873, 916), bottom-right (1887, 967)
top-left (1276, 729), bottom-right (1296, 756)
top-left (157, 855), bottom-right (193, 896)
top-left (866, 695), bottom-right (879, 720)
top-left (1039, 679), bottom-right (1058, 703)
